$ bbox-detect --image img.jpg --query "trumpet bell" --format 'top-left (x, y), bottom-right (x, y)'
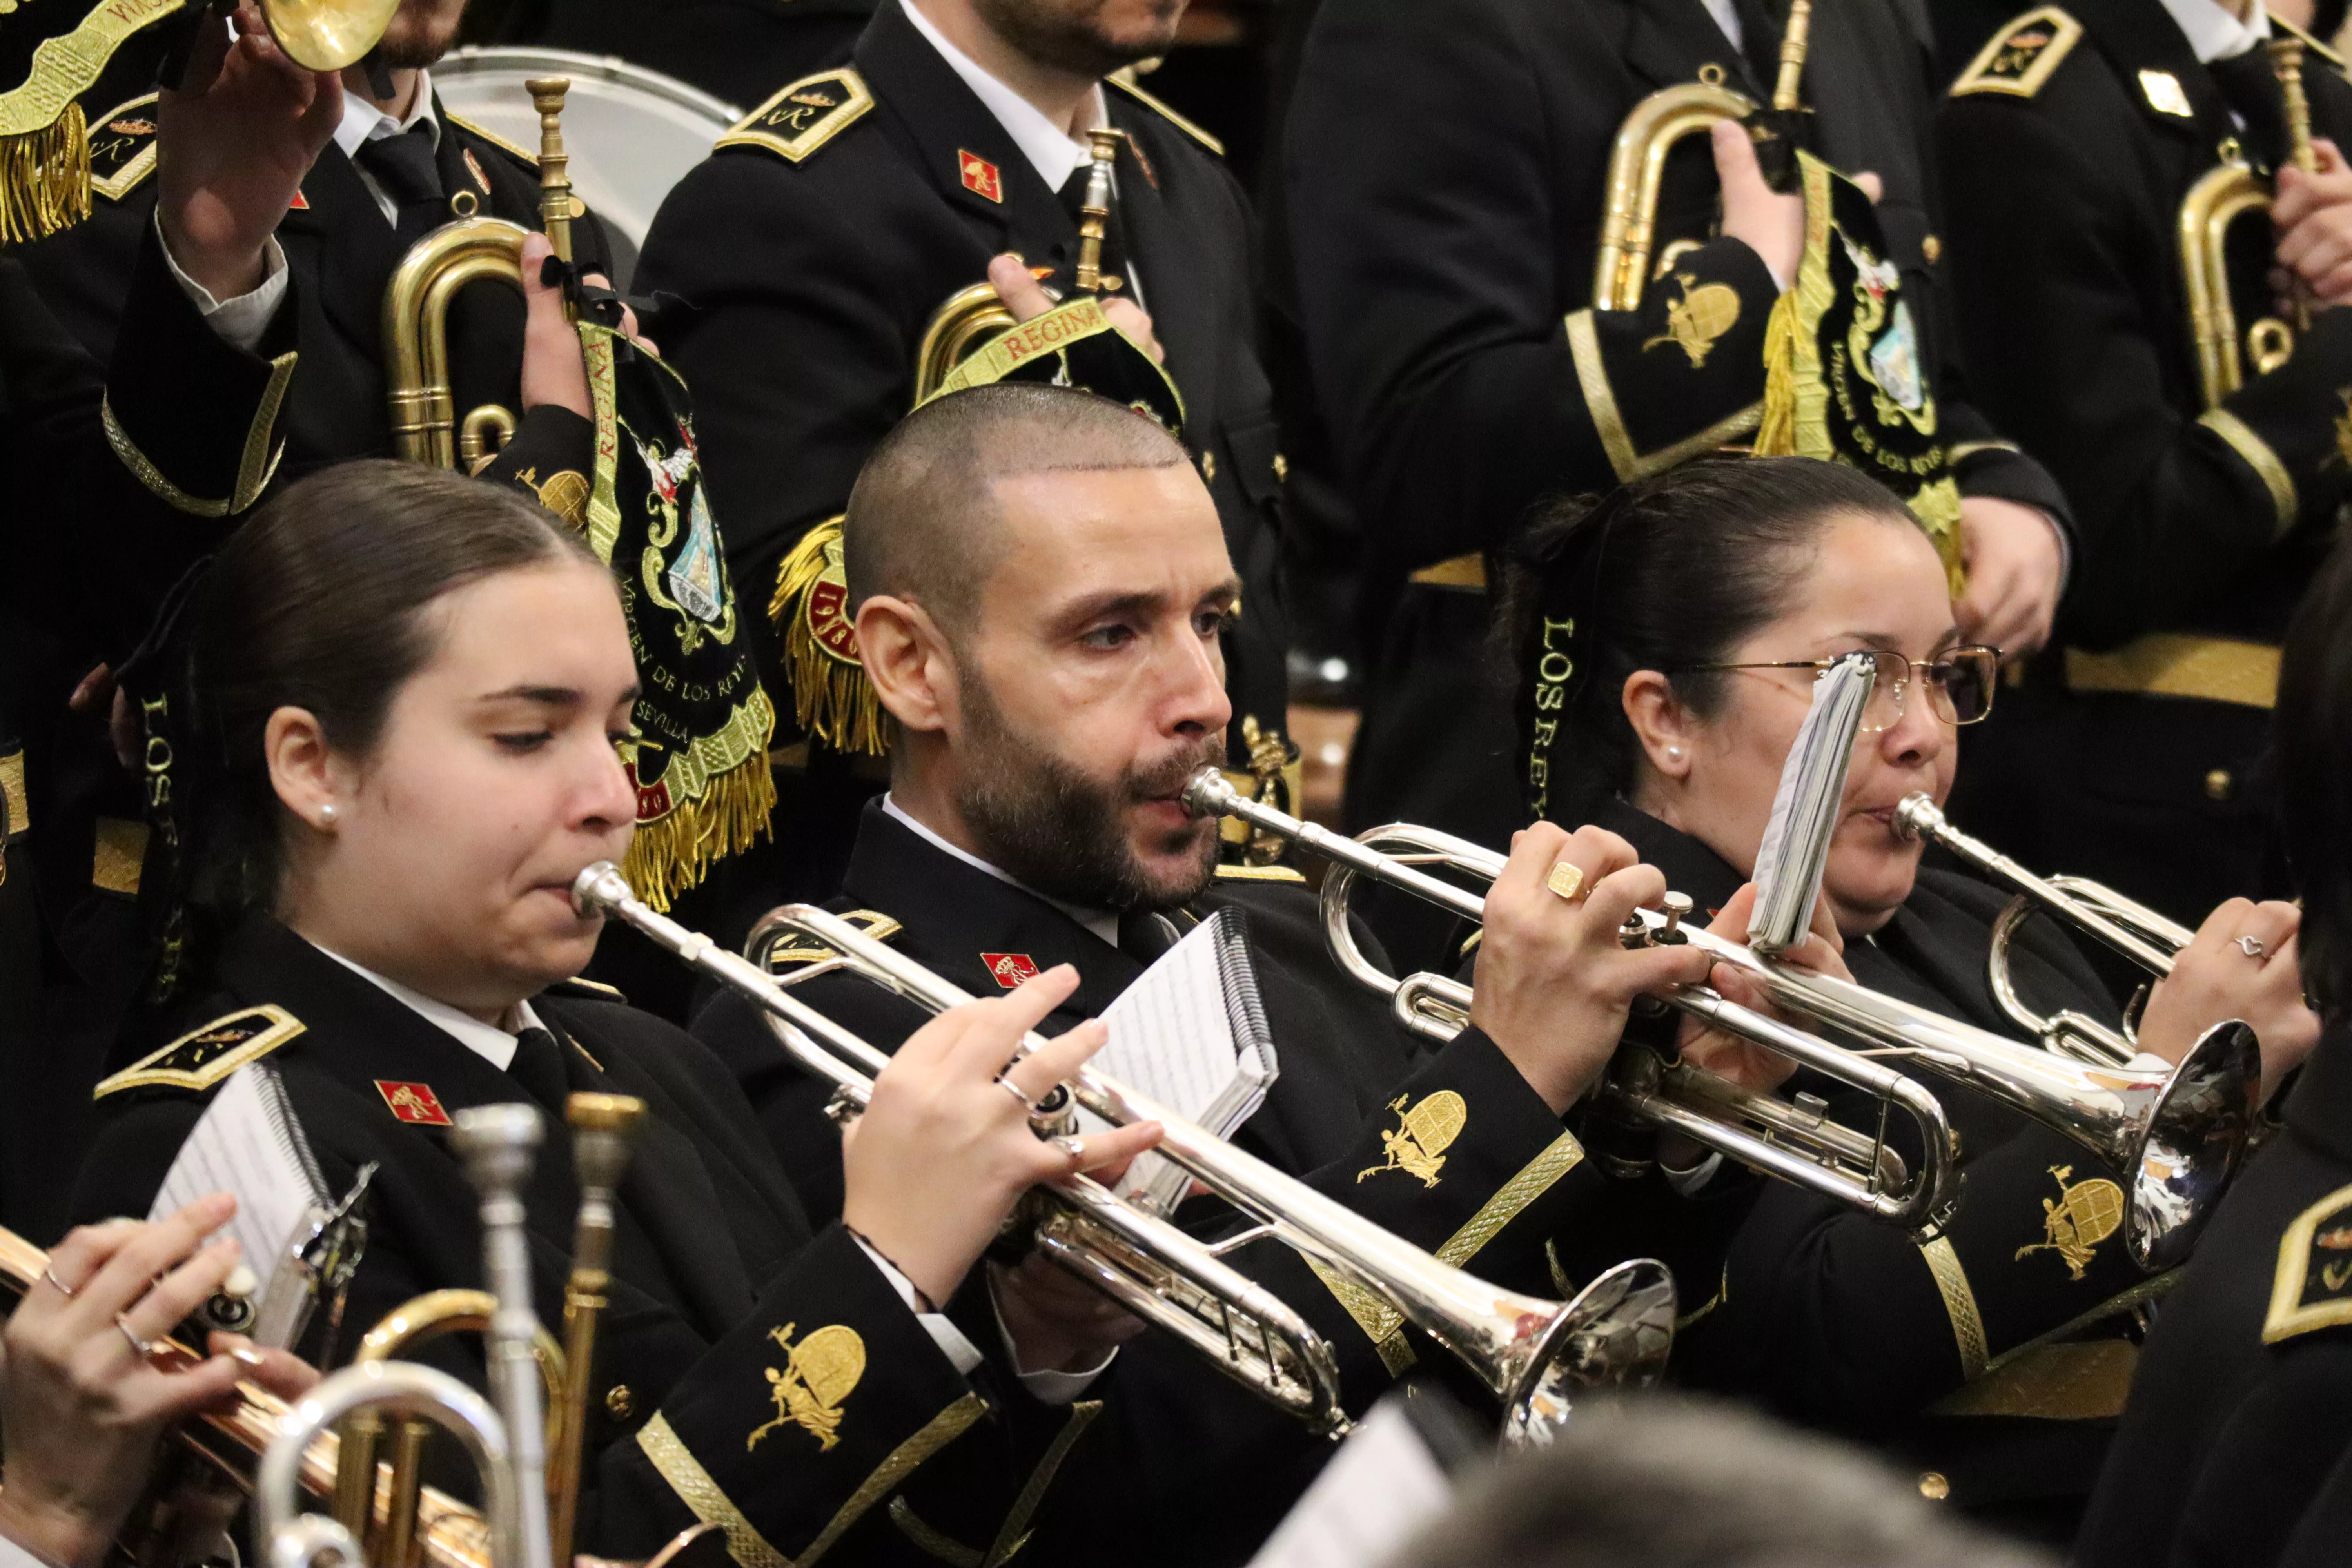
top-left (2127, 1019), bottom-right (2259, 1270)
top-left (261, 0), bottom-right (404, 72)
top-left (1504, 1260), bottom-right (1677, 1444)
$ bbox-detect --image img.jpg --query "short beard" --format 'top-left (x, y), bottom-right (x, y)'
top-left (955, 676), bottom-right (1221, 913)
top-left (969, 0), bottom-right (1180, 80)
top-left (374, 0), bottom-right (463, 70)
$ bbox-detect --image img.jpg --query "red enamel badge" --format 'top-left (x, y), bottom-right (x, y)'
top-left (982, 953), bottom-right (1041, 988)
top-left (289, 190), bottom-right (310, 209)
top-left (958, 149), bottom-right (1003, 203)
top-left (375, 1079), bottom-right (453, 1126)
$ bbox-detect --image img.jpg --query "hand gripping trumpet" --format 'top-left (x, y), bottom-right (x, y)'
top-left (1893, 793), bottom-right (2191, 1067)
top-left (1176, 774), bottom-right (1958, 1233)
top-left (1183, 772), bottom-right (2259, 1271)
top-left (570, 862), bottom-right (1678, 1446)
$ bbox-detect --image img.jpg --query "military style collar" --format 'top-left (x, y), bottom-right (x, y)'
top-left (840, 801), bottom-right (1147, 1025)
top-left (2281, 1022), bottom-right (2352, 1167)
top-left (331, 73), bottom-right (442, 164)
top-left (854, 0), bottom-right (1074, 238)
top-left (897, 0), bottom-right (1105, 192)
top-left (2067, 0), bottom-right (2243, 144)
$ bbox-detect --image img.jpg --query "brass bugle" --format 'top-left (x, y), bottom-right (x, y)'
top-left (1894, 793), bottom-right (2191, 1065)
top-left (571, 863), bottom-right (1679, 1447)
top-left (385, 78), bottom-right (576, 469)
top-left (2177, 41), bottom-right (2313, 406)
top-left (0, 1225), bottom-right (494, 1568)
top-left (1178, 774), bottom-right (1958, 1234)
top-left (1184, 773), bottom-right (2258, 1272)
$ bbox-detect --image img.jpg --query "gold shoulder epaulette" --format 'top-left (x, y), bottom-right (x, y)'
top-left (2265, 1181), bottom-right (2352, 1342)
top-left (446, 111), bottom-right (538, 169)
top-left (94, 1005), bottom-right (304, 1101)
top-left (88, 93), bottom-right (159, 201)
top-left (2272, 13), bottom-right (2347, 71)
top-left (765, 909), bottom-right (905, 969)
top-left (1950, 5), bottom-right (2082, 99)
top-left (715, 68), bottom-right (874, 163)
top-left (1106, 72), bottom-right (1223, 155)
top-left (546, 975), bottom-right (629, 1004)
top-left (1213, 862), bottom-right (1306, 884)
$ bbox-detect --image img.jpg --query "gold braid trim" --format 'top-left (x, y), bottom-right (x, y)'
top-left (1920, 1237), bottom-right (1990, 1380)
top-left (769, 518), bottom-right (887, 756)
top-left (885, 1500), bottom-right (980, 1567)
top-left (101, 351), bottom-right (297, 516)
top-left (982, 1400), bottom-right (1102, 1567)
top-left (796, 1393), bottom-right (988, 1568)
top-left (2198, 407), bottom-right (2300, 538)
top-left (1307, 1130), bottom-right (1586, 1368)
top-left (636, 1415), bottom-right (789, 1568)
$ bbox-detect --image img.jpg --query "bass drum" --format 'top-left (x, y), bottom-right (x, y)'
top-left (434, 45), bottom-right (740, 289)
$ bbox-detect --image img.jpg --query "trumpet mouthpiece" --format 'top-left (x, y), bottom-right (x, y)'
top-left (572, 862), bottom-right (632, 915)
top-left (1891, 793), bottom-right (1940, 842)
top-left (1180, 767), bottom-right (1237, 819)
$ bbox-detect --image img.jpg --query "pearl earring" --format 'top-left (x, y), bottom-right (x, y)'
top-left (319, 802), bottom-right (338, 824)
top-left (1666, 746), bottom-right (1685, 762)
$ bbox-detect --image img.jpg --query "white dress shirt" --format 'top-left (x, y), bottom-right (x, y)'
top-left (2159, 0), bottom-right (2270, 62)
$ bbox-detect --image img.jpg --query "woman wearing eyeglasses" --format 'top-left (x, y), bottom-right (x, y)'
top-left (1495, 454), bottom-right (2317, 1544)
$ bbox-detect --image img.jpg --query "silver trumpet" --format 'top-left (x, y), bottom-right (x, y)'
top-left (261, 1106), bottom-right (556, 1568)
top-left (1177, 775), bottom-right (1958, 1234)
top-left (571, 862), bottom-right (1678, 1448)
top-left (1894, 793), bottom-right (2192, 1067)
top-left (1183, 772), bottom-right (2258, 1272)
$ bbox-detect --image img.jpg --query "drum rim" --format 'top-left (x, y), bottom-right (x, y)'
top-left (438, 44), bottom-right (743, 122)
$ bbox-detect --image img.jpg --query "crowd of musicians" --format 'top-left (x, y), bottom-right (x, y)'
top-left (3, 0), bottom-right (2352, 1557)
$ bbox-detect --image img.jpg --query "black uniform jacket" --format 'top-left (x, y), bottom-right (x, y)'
top-left (1588, 799), bottom-right (2161, 1528)
top-left (19, 94), bottom-right (614, 506)
top-left (632, 0), bottom-right (1291, 752)
top-left (1278, 0), bottom-right (2070, 870)
top-left (1934, 1), bottom-right (2352, 923)
top-left (489, 0), bottom-right (873, 117)
top-left (689, 802), bottom-right (1686, 1563)
top-left (2074, 1023), bottom-right (2352, 1568)
top-left (69, 915), bottom-right (1075, 1568)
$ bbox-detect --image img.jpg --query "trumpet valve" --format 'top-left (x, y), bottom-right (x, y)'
top-left (823, 1086), bottom-right (864, 1127)
top-left (1659, 892), bottom-right (1693, 943)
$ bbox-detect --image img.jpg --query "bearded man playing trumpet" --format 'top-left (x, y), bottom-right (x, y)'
top-left (1495, 454), bottom-right (2316, 1543)
top-left (686, 383), bottom-right (1815, 1563)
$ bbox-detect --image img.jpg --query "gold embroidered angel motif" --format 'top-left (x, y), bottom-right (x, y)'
top-left (746, 1322), bottom-right (866, 1452)
top-left (2014, 1165), bottom-right (2124, 1281)
top-left (1358, 1091), bottom-right (1466, 1188)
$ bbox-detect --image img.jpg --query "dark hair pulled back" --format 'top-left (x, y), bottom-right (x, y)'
top-left (170, 461), bottom-right (602, 948)
top-left (2276, 535), bottom-right (2352, 1021)
top-left (1496, 455), bottom-right (1917, 824)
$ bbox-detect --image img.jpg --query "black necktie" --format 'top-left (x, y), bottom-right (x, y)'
top-left (506, 1025), bottom-right (574, 1116)
top-left (2209, 47), bottom-right (2290, 168)
top-left (1118, 908), bottom-right (1181, 964)
top-left (355, 124), bottom-right (446, 243)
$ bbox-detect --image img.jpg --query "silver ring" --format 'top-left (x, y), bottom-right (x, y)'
top-left (115, 1312), bottom-right (151, 1359)
top-left (2237, 935), bottom-right (2269, 958)
top-left (41, 1266), bottom-right (74, 1298)
top-left (1056, 1135), bottom-right (1086, 1163)
top-left (998, 1076), bottom-right (1042, 1113)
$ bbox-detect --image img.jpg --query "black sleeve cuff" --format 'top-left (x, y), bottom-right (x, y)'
top-left (476, 403), bottom-right (597, 523)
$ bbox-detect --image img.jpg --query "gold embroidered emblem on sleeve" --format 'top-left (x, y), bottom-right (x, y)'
top-left (747, 1322), bottom-right (866, 1452)
top-left (1642, 274), bottom-right (1742, 367)
top-left (1358, 1091), bottom-right (1467, 1188)
top-left (2014, 1164), bottom-right (2124, 1280)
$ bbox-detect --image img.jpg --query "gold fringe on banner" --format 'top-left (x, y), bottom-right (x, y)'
top-left (623, 724), bottom-right (780, 911)
top-left (768, 517), bottom-right (887, 756)
top-left (1, 103), bottom-right (89, 242)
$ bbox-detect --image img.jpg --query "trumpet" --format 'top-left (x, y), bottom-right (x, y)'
top-left (570, 862), bottom-right (1678, 1447)
top-left (270, 1105), bottom-right (558, 1568)
top-left (0, 1225), bottom-right (496, 1568)
top-left (1178, 775), bottom-right (1957, 1233)
top-left (1182, 773), bottom-right (2259, 1271)
top-left (1894, 793), bottom-right (2191, 1066)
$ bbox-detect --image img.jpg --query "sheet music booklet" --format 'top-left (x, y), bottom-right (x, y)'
top-left (1748, 650), bottom-right (1877, 954)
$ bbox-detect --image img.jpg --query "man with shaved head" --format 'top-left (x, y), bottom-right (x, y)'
top-left (691, 383), bottom-right (1789, 1563)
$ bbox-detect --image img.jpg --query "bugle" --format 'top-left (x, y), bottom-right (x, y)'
top-left (1177, 775), bottom-right (1957, 1233)
top-left (1183, 773), bottom-right (2258, 1271)
top-left (1894, 793), bottom-right (2191, 1066)
top-left (571, 862), bottom-right (1678, 1447)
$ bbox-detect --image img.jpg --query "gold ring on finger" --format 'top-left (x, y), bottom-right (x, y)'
top-left (1546, 861), bottom-right (1588, 903)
